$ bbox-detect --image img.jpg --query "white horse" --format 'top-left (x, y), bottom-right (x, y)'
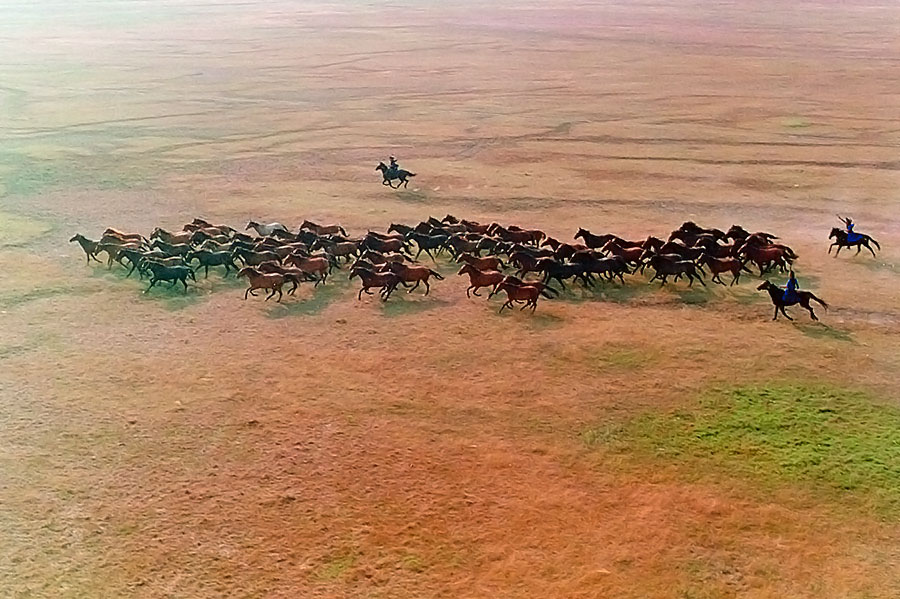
top-left (246, 220), bottom-right (290, 237)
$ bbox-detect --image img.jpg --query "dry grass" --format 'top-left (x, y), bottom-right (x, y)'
top-left (1, 0), bottom-right (899, 597)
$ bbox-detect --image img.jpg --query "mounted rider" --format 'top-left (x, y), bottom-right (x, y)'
top-left (388, 155), bottom-right (400, 178)
top-left (781, 270), bottom-right (799, 304)
top-left (838, 215), bottom-right (862, 243)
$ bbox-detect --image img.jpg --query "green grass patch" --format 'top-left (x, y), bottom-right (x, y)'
top-left (313, 552), bottom-right (357, 581)
top-left (595, 384), bottom-right (900, 515)
top-left (0, 210), bottom-right (51, 247)
top-left (782, 117), bottom-right (812, 129)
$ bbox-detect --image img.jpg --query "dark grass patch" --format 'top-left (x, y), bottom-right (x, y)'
top-left (0, 285), bottom-right (92, 309)
top-left (587, 384), bottom-right (900, 516)
top-left (393, 190), bottom-right (428, 203)
top-left (0, 210), bottom-right (52, 247)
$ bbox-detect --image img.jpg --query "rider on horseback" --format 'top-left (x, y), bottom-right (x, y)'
top-left (388, 156), bottom-right (400, 177)
top-left (782, 270), bottom-right (799, 304)
top-left (839, 215), bottom-right (862, 243)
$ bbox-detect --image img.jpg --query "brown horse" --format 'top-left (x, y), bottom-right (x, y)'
top-left (283, 254), bottom-right (329, 286)
top-left (301, 220), bottom-right (348, 237)
top-left (457, 264), bottom-right (505, 297)
top-left (456, 252), bottom-right (506, 271)
top-left (738, 244), bottom-right (793, 275)
top-left (601, 240), bottom-right (644, 266)
top-left (103, 228), bottom-right (147, 245)
top-left (69, 234), bottom-right (104, 264)
top-left (386, 262), bottom-right (444, 295)
top-left (697, 254), bottom-right (752, 286)
top-left (237, 267), bottom-right (285, 301)
top-left (757, 281), bottom-right (828, 321)
top-left (257, 262), bottom-right (308, 294)
top-left (494, 281), bottom-right (541, 313)
top-left (151, 227), bottom-right (192, 245)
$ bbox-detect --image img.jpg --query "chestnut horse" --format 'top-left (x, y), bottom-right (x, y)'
top-left (386, 262), bottom-right (444, 295)
top-left (457, 264), bottom-right (505, 297)
top-left (494, 281), bottom-right (541, 313)
top-left (237, 267), bottom-right (285, 301)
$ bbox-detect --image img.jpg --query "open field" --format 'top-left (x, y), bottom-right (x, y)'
top-left (1, 1), bottom-right (899, 597)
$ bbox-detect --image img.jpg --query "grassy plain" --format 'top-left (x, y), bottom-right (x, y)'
top-left (0, 1), bottom-right (898, 597)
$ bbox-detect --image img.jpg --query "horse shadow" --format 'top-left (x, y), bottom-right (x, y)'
top-left (266, 275), bottom-right (352, 318)
top-left (379, 295), bottom-right (451, 318)
top-left (793, 322), bottom-right (854, 342)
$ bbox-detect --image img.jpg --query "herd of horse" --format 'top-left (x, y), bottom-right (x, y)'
top-left (70, 215), bottom-right (844, 320)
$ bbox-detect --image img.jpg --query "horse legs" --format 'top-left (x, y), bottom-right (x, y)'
top-left (834, 245), bottom-right (842, 256)
top-left (855, 245), bottom-right (862, 255)
top-left (408, 280), bottom-right (420, 294)
top-left (467, 285), bottom-right (475, 298)
top-left (422, 279), bottom-right (430, 296)
top-left (865, 242), bottom-right (876, 257)
top-left (358, 287), bottom-right (365, 300)
top-left (244, 287), bottom-right (252, 299)
top-left (205, 265), bottom-right (210, 278)
top-left (499, 300), bottom-right (513, 313)
top-left (780, 306), bottom-right (793, 321)
top-left (146, 277), bottom-right (158, 293)
top-left (802, 300), bottom-right (818, 321)
top-left (730, 272), bottom-right (739, 286)
top-left (181, 277), bottom-right (188, 292)
top-left (696, 272), bottom-right (706, 287)
top-left (773, 305), bottom-right (779, 320)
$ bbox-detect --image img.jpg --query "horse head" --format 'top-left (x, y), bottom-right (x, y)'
top-left (69, 234), bottom-right (81, 243)
top-left (376, 162), bottom-right (387, 171)
top-left (829, 227), bottom-right (841, 239)
top-left (246, 221), bottom-right (259, 230)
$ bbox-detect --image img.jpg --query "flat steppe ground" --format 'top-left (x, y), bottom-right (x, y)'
top-left (0, 1), bottom-right (898, 597)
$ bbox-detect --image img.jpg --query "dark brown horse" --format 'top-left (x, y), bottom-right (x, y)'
top-left (757, 281), bottom-right (828, 321)
top-left (349, 266), bottom-right (402, 300)
top-left (828, 228), bottom-right (880, 257)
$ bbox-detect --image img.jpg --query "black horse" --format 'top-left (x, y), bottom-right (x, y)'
top-left (376, 162), bottom-right (416, 188)
top-left (828, 228), bottom-right (880, 257)
top-left (144, 262), bottom-right (195, 293)
top-left (757, 281), bottom-right (828, 321)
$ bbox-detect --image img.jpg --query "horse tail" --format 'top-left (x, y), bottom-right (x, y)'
top-left (869, 236), bottom-right (881, 250)
top-left (339, 226), bottom-right (348, 237)
top-left (430, 269), bottom-right (444, 280)
top-left (807, 293), bottom-right (828, 310)
top-left (408, 172), bottom-right (416, 177)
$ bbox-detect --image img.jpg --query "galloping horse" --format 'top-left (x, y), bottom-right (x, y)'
top-left (246, 221), bottom-right (290, 237)
top-left (828, 228), bottom-right (880, 257)
top-left (69, 234), bottom-right (104, 264)
top-left (757, 281), bottom-right (828, 321)
top-left (237, 267), bottom-right (285, 301)
top-left (376, 162), bottom-right (416, 188)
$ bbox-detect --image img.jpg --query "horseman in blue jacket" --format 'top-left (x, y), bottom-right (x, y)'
top-left (782, 270), bottom-right (800, 304)
top-left (839, 215), bottom-right (862, 243)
